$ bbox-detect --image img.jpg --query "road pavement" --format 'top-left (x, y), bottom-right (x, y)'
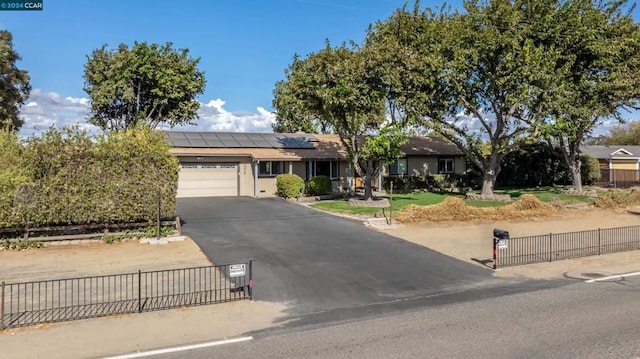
top-left (157, 275), bottom-right (640, 359)
top-left (176, 197), bottom-right (500, 320)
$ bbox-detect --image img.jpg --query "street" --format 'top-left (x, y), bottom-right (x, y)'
top-left (155, 275), bottom-right (640, 359)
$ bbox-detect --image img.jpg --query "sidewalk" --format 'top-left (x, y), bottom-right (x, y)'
top-left (0, 300), bottom-right (285, 359)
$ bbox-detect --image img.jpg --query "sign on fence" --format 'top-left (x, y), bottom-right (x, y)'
top-left (229, 264), bottom-right (246, 277)
top-left (497, 239), bottom-right (508, 249)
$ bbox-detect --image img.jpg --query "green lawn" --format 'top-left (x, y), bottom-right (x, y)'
top-left (309, 187), bottom-right (592, 215)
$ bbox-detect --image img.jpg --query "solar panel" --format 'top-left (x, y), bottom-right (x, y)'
top-left (217, 133), bottom-right (235, 140)
top-left (171, 138), bottom-right (191, 147)
top-left (236, 139), bottom-right (257, 147)
top-left (221, 139), bottom-right (241, 147)
top-left (188, 139), bottom-right (208, 148)
top-left (252, 140), bottom-right (271, 147)
top-left (164, 131), bottom-right (316, 149)
top-left (203, 139), bottom-right (225, 147)
top-left (184, 132), bottom-right (203, 139)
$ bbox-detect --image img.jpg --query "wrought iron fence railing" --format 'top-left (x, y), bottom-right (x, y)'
top-left (493, 226), bottom-right (640, 268)
top-left (1, 262), bottom-right (253, 329)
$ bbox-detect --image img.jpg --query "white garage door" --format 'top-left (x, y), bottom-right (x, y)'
top-left (177, 163), bottom-right (238, 198)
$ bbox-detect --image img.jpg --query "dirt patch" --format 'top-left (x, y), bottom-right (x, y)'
top-left (379, 208), bottom-right (640, 280)
top-left (396, 194), bottom-right (557, 223)
top-left (0, 237), bottom-right (213, 283)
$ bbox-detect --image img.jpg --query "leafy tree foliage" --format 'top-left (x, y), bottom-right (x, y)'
top-left (1, 126), bottom-right (178, 227)
top-left (603, 121), bottom-right (640, 145)
top-left (273, 42), bottom-right (406, 199)
top-left (545, 0), bottom-right (640, 192)
top-left (84, 42), bottom-right (206, 132)
top-left (367, 0), bottom-right (568, 196)
top-left (0, 30), bottom-right (31, 131)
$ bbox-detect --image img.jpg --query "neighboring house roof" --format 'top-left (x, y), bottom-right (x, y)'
top-left (167, 131), bottom-right (462, 160)
top-left (580, 145), bottom-right (640, 160)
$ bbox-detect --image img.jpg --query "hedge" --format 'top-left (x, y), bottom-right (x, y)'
top-left (0, 126), bottom-right (179, 228)
top-left (306, 175), bottom-right (332, 196)
top-left (276, 174), bottom-right (304, 199)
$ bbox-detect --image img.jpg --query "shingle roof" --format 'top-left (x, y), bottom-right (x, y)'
top-left (580, 145), bottom-right (640, 159)
top-left (168, 131), bottom-right (462, 160)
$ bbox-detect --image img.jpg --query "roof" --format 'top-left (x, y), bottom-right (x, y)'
top-left (167, 131), bottom-right (463, 160)
top-left (165, 131), bottom-right (317, 149)
top-left (580, 145), bottom-right (640, 159)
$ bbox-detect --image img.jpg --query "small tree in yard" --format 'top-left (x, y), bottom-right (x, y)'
top-left (273, 43), bottom-right (407, 200)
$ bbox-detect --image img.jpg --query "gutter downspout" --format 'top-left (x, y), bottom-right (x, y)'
top-left (254, 160), bottom-right (260, 198)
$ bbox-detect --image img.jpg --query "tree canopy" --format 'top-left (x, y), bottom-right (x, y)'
top-left (602, 121), bottom-right (640, 145)
top-left (83, 41), bottom-right (206, 132)
top-left (544, 0), bottom-right (640, 192)
top-left (0, 30), bottom-right (31, 131)
top-left (272, 42), bottom-right (406, 199)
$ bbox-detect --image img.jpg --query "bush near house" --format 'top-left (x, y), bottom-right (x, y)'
top-left (276, 173), bottom-right (305, 199)
top-left (0, 126), bottom-right (179, 228)
top-left (382, 174), bottom-right (464, 192)
top-left (306, 175), bottom-right (332, 196)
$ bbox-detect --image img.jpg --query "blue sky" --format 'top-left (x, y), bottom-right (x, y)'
top-left (3, 0), bottom-right (425, 136)
top-left (2, 0), bottom-right (638, 137)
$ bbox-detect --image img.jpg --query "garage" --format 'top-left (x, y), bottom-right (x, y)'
top-left (177, 162), bottom-right (238, 198)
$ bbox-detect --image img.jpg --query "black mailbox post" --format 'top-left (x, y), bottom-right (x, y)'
top-left (493, 228), bottom-right (509, 269)
top-left (493, 228), bottom-right (509, 240)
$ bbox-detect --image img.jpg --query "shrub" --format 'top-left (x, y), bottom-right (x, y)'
top-left (4, 126), bottom-right (179, 228)
top-left (306, 176), bottom-right (332, 196)
top-left (276, 174), bottom-right (304, 199)
top-left (382, 174), bottom-right (463, 192)
top-left (580, 154), bottom-right (601, 185)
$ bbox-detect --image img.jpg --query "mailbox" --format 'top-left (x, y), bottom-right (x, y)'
top-left (493, 228), bottom-right (509, 240)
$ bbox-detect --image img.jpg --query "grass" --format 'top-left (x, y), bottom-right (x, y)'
top-left (309, 187), bottom-right (593, 216)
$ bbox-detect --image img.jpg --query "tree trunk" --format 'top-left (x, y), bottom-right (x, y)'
top-left (481, 170), bottom-right (496, 196)
top-left (480, 153), bottom-right (501, 196)
top-left (570, 162), bottom-right (583, 192)
top-left (363, 159), bottom-right (374, 200)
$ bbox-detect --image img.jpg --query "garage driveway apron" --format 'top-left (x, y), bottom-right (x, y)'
top-left (177, 197), bottom-right (494, 317)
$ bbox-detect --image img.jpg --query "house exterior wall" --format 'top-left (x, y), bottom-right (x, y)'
top-left (611, 159), bottom-right (639, 170)
top-left (238, 162), bottom-right (254, 196)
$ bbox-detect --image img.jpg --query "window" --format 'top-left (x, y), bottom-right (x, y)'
top-left (313, 161), bottom-right (339, 180)
top-left (259, 161), bottom-right (285, 176)
top-left (438, 158), bottom-right (454, 173)
top-left (388, 158), bottom-right (408, 175)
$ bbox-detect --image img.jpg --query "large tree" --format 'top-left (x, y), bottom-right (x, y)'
top-left (273, 42), bottom-right (405, 199)
top-left (545, 0), bottom-right (640, 192)
top-left (367, 1), bottom-right (569, 196)
top-left (84, 42), bottom-right (206, 132)
top-left (0, 30), bottom-right (31, 131)
top-left (603, 121), bottom-right (640, 145)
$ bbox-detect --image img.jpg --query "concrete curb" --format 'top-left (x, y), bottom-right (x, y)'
top-left (139, 235), bottom-right (186, 245)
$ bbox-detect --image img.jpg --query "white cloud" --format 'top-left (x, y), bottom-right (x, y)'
top-left (18, 90), bottom-right (276, 138)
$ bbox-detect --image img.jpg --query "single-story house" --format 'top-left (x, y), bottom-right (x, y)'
top-left (580, 145), bottom-right (640, 186)
top-left (166, 131), bottom-right (466, 198)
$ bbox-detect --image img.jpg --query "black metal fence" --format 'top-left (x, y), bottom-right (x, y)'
top-left (493, 226), bottom-right (640, 268)
top-left (0, 262), bottom-right (253, 329)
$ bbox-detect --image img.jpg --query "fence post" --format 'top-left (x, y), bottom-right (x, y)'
top-left (1, 282), bottom-right (4, 330)
top-left (598, 228), bottom-right (601, 256)
top-left (248, 260), bottom-right (253, 301)
top-left (549, 233), bottom-right (553, 262)
top-left (138, 270), bottom-right (142, 313)
top-left (492, 235), bottom-right (497, 270)
top-left (156, 190), bottom-right (161, 240)
top-left (389, 181), bottom-right (393, 226)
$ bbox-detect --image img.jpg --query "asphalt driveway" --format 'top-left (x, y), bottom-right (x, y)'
top-left (176, 197), bottom-right (494, 317)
